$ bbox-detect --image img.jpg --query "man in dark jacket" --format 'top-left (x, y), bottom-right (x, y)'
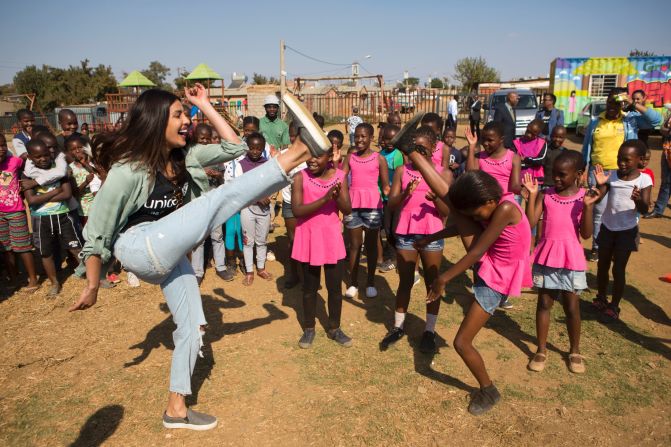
top-left (493, 91), bottom-right (518, 148)
top-left (468, 94), bottom-right (482, 139)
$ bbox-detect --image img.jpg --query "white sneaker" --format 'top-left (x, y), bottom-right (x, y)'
top-left (366, 286), bottom-right (378, 298)
top-left (345, 286), bottom-right (358, 299)
top-left (127, 272), bottom-right (140, 287)
top-left (266, 250), bottom-right (276, 262)
top-left (283, 92), bottom-right (330, 156)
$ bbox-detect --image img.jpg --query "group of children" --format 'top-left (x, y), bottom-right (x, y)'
top-left (0, 103), bottom-right (656, 417)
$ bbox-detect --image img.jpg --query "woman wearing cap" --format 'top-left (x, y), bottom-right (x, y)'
top-left (69, 84), bottom-right (325, 430)
top-left (260, 94), bottom-right (290, 151)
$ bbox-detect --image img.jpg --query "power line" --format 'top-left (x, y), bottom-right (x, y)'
top-left (284, 45), bottom-right (351, 67)
top-left (287, 66), bottom-right (352, 78)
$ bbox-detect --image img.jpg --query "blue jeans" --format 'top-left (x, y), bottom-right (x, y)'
top-left (113, 158), bottom-right (290, 394)
top-left (588, 165), bottom-right (616, 252)
top-left (652, 157), bottom-right (671, 215)
top-left (191, 225), bottom-right (226, 277)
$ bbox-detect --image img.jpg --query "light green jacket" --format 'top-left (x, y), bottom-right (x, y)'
top-left (80, 140), bottom-right (247, 264)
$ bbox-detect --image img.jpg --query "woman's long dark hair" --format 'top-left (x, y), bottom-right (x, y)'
top-left (93, 89), bottom-right (186, 182)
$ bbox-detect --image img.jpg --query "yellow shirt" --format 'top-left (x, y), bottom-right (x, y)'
top-left (591, 113), bottom-right (625, 170)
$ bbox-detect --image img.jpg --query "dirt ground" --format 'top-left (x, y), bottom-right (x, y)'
top-left (1, 130), bottom-right (670, 446)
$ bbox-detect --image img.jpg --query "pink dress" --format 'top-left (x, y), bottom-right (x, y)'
top-left (349, 152), bottom-right (382, 209)
top-left (514, 138), bottom-right (545, 181)
top-left (477, 194), bottom-right (532, 296)
top-left (533, 188), bottom-right (586, 271)
top-left (477, 150), bottom-right (514, 194)
top-left (291, 169), bottom-right (346, 266)
top-left (395, 164), bottom-right (445, 236)
top-left (432, 141), bottom-right (444, 167)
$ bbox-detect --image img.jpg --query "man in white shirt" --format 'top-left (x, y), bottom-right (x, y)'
top-left (447, 95), bottom-right (459, 130)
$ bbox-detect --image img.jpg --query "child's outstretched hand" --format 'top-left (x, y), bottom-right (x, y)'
top-left (405, 179), bottom-right (419, 195)
top-left (332, 145), bottom-right (342, 164)
top-left (630, 185), bottom-right (641, 202)
top-left (465, 127), bottom-right (478, 146)
top-left (522, 172), bottom-right (539, 195)
top-left (583, 187), bottom-right (601, 206)
top-left (184, 83), bottom-right (209, 109)
top-left (593, 165), bottom-right (610, 186)
top-left (427, 276), bottom-right (447, 303)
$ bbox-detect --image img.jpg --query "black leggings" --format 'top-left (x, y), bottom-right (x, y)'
top-left (597, 246), bottom-right (632, 308)
top-left (302, 262), bottom-right (343, 330)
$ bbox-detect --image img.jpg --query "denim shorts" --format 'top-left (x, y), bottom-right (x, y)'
top-left (472, 273), bottom-right (508, 315)
top-left (281, 202), bottom-right (295, 220)
top-left (344, 208), bottom-right (382, 230)
top-left (395, 234), bottom-right (444, 252)
top-left (532, 264), bottom-right (587, 295)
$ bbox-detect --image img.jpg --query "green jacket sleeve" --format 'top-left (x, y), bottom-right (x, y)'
top-left (188, 140), bottom-right (248, 168)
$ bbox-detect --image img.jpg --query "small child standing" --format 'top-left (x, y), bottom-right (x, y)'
top-left (639, 147), bottom-right (655, 186)
top-left (442, 127), bottom-right (466, 178)
top-left (514, 119), bottom-right (547, 189)
top-left (592, 140), bottom-right (652, 322)
top-left (342, 122), bottom-right (390, 299)
top-left (523, 151), bottom-right (601, 374)
top-left (541, 126), bottom-right (567, 189)
top-left (11, 109), bottom-right (35, 158)
top-left (240, 132), bottom-right (273, 285)
top-left (0, 134), bottom-right (39, 291)
top-left (291, 148), bottom-right (352, 348)
top-left (421, 113), bottom-right (448, 167)
top-left (377, 124), bottom-right (404, 273)
top-left (346, 107), bottom-right (363, 149)
top-left (23, 140), bottom-right (82, 296)
top-left (466, 122), bottom-right (521, 195)
top-left (66, 135), bottom-right (102, 225)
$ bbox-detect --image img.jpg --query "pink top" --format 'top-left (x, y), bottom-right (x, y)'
top-left (533, 188), bottom-right (586, 271)
top-left (432, 141), bottom-right (444, 167)
top-left (514, 138), bottom-right (545, 181)
top-left (477, 149), bottom-right (514, 194)
top-left (0, 155), bottom-right (25, 213)
top-left (395, 164), bottom-right (445, 236)
top-left (349, 152), bottom-right (382, 209)
top-left (477, 194), bottom-right (532, 296)
top-left (291, 169), bottom-right (346, 266)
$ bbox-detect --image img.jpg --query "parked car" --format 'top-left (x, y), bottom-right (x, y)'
top-left (484, 89), bottom-right (539, 137)
top-left (575, 100), bottom-right (606, 136)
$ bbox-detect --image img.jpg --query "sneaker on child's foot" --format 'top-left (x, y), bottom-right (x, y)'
top-left (266, 250), bottom-right (276, 262)
top-left (380, 327), bottom-right (405, 351)
top-left (345, 286), bottom-right (358, 299)
top-left (106, 273), bottom-right (121, 284)
top-left (498, 298), bottom-right (513, 310)
top-left (419, 331), bottom-right (436, 354)
top-left (298, 328), bottom-right (316, 349)
top-left (127, 272), bottom-right (140, 287)
top-left (378, 259), bottom-right (396, 273)
top-left (327, 328), bottom-right (353, 347)
top-left (217, 269), bottom-right (235, 282)
top-left (468, 384), bottom-right (501, 416)
top-left (162, 409), bottom-right (217, 431)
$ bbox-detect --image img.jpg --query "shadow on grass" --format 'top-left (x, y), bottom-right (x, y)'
top-left (640, 231), bottom-right (671, 250)
top-left (69, 404), bottom-right (124, 447)
top-left (121, 288), bottom-right (287, 406)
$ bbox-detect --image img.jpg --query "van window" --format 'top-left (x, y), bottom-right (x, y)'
top-left (491, 94), bottom-right (538, 109)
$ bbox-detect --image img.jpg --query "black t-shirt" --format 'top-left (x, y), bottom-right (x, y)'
top-left (542, 146), bottom-right (565, 186)
top-left (541, 110), bottom-right (552, 135)
top-left (124, 171), bottom-right (190, 231)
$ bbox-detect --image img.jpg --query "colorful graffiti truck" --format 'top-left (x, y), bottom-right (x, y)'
top-left (550, 56), bottom-right (671, 128)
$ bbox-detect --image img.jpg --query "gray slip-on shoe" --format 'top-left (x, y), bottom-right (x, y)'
top-left (283, 93), bottom-right (330, 157)
top-left (162, 409), bottom-right (218, 431)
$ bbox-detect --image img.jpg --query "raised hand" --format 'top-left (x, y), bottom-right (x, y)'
top-left (583, 187), bottom-right (601, 206)
top-left (593, 165), bottom-right (610, 186)
top-left (522, 172), bottom-right (539, 195)
top-left (184, 82), bottom-right (209, 109)
top-left (405, 179), bottom-right (419, 195)
top-left (465, 127), bottom-right (478, 146)
top-left (332, 145), bottom-right (342, 164)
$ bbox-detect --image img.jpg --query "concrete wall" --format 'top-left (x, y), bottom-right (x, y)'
top-left (246, 85), bottom-right (280, 118)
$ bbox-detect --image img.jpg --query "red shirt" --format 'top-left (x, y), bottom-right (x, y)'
top-left (640, 168), bottom-right (655, 186)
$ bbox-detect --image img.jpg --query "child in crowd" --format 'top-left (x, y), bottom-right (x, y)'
top-left (591, 140), bottom-right (652, 322)
top-left (346, 107), bottom-right (363, 148)
top-left (66, 135), bottom-right (102, 225)
top-left (12, 109), bottom-right (35, 158)
top-left (281, 122), bottom-right (307, 289)
top-left (420, 113), bottom-right (448, 167)
top-left (514, 119), bottom-right (547, 190)
top-left (541, 125), bottom-right (567, 188)
top-left (406, 154), bottom-right (532, 414)
top-left (291, 147), bottom-right (352, 348)
top-left (23, 140), bottom-right (82, 296)
top-left (190, 123), bottom-right (230, 284)
top-left (523, 151), bottom-right (601, 374)
top-left (0, 134), bottom-right (39, 292)
top-left (466, 122), bottom-right (521, 195)
top-left (342, 122), bottom-right (390, 298)
top-left (240, 132), bottom-right (273, 285)
top-left (639, 147), bottom-right (655, 186)
top-left (57, 109), bottom-right (91, 155)
top-left (442, 127), bottom-right (466, 178)
top-left (327, 130), bottom-right (345, 169)
top-left (80, 123), bottom-right (89, 136)
top-left (380, 126), bottom-right (452, 353)
top-left (377, 124), bottom-right (404, 273)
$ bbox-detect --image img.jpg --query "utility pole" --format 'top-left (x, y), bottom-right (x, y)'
top-left (280, 39), bottom-right (286, 117)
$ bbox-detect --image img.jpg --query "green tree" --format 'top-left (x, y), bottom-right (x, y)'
top-left (453, 57), bottom-right (500, 92)
top-left (252, 73), bottom-right (280, 85)
top-left (629, 49), bottom-right (657, 57)
top-left (174, 71), bottom-right (190, 91)
top-left (430, 78), bottom-right (444, 89)
top-left (141, 61), bottom-right (172, 90)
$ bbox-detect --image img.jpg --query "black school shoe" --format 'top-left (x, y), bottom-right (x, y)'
top-left (162, 409), bottom-right (217, 431)
top-left (379, 327), bottom-right (405, 351)
top-left (283, 93), bottom-right (330, 157)
top-left (327, 328), bottom-right (353, 347)
top-left (298, 328), bottom-right (316, 349)
top-left (419, 331), bottom-right (436, 354)
top-left (390, 112), bottom-right (426, 155)
top-left (468, 384), bottom-right (501, 416)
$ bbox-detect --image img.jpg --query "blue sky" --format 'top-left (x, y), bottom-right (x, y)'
top-left (1, 0), bottom-right (669, 86)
